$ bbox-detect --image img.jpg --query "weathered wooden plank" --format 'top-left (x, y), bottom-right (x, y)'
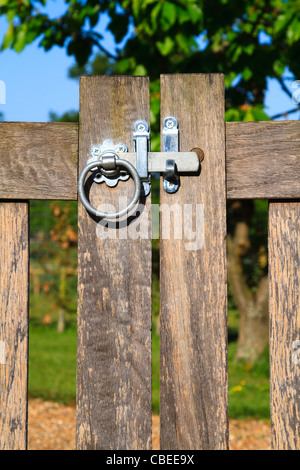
top-left (226, 121), bottom-right (300, 199)
top-left (160, 74), bottom-right (228, 450)
top-left (76, 76), bottom-right (152, 450)
top-left (0, 202), bottom-right (29, 450)
top-left (269, 201), bottom-right (300, 450)
top-left (0, 120), bottom-right (299, 200)
top-left (0, 122), bottom-right (78, 200)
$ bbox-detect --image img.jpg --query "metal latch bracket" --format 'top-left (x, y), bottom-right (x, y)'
top-left (84, 117), bottom-right (201, 195)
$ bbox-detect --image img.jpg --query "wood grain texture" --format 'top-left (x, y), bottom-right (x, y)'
top-left (0, 122), bottom-right (78, 200)
top-left (0, 202), bottom-right (29, 450)
top-left (226, 121), bottom-right (300, 199)
top-left (160, 74), bottom-right (228, 450)
top-left (269, 201), bottom-right (300, 450)
top-left (76, 76), bottom-right (152, 450)
top-left (0, 120), bottom-right (299, 201)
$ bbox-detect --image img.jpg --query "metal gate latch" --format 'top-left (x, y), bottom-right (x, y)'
top-left (78, 117), bottom-right (201, 218)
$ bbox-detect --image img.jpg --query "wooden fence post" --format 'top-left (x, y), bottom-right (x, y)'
top-left (76, 76), bottom-right (152, 450)
top-left (160, 74), bottom-right (228, 449)
top-left (269, 201), bottom-right (300, 450)
top-left (0, 202), bottom-right (29, 450)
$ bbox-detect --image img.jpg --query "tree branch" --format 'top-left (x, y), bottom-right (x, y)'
top-left (227, 222), bottom-right (253, 315)
top-left (271, 105), bottom-right (300, 120)
top-left (277, 76), bottom-right (292, 99)
top-left (255, 275), bottom-right (269, 311)
top-left (90, 33), bottom-right (118, 60)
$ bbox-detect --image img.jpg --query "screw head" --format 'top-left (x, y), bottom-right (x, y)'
top-left (137, 123), bottom-right (146, 132)
top-left (116, 143), bottom-right (127, 153)
top-left (134, 120), bottom-right (149, 133)
top-left (91, 145), bottom-right (101, 157)
top-left (163, 116), bottom-right (177, 130)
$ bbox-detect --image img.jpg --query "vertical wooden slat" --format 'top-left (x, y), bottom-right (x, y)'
top-left (160, 74), bottom-right (228, 450)
top-left (76, 76), bottom-right (152, 450)
top-left (0, 202), bottom-right (29, 450)
top-left (269, 201), bottom-right (300, 450)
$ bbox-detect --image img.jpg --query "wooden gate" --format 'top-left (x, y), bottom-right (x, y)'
top-left (0, 74), bottom-right (299, 450)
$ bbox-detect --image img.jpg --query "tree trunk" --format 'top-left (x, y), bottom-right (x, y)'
top-left (227, 200), bottom-right (269, 363)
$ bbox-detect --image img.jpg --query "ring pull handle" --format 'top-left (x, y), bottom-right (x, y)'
top-left (78, 150), bottom-right (141, 219)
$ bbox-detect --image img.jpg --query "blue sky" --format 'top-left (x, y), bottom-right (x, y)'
top-left (0, 2), bottom-right (298, 122)
top-left (0, 3), bottom-right (117, 121)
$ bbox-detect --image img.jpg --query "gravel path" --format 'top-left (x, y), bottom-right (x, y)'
top-left (28, 399), bottom-right (271, 450)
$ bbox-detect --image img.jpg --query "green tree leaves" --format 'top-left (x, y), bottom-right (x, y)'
top-left (225, 104), bottom-right (271, 122)
top-left (160, 2), bottom-right (177, 30)
top-left (156, 36), bottom-right (174, 56)
top-left (1, 0), bottom-right (300, 115)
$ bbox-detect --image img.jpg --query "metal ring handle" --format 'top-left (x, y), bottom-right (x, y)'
top-left (78, 157), bottom-right (141, 219)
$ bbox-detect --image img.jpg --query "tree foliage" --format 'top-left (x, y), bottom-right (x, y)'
top-left (1, 0), bottom-right (300, 120)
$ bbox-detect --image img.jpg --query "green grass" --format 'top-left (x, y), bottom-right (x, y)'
top-left (28, 292), bottom-right (270, 420)
top-left (228, 343), bottom-right (270, 420)
top-left (29, 323), bottom-right (77, 405)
